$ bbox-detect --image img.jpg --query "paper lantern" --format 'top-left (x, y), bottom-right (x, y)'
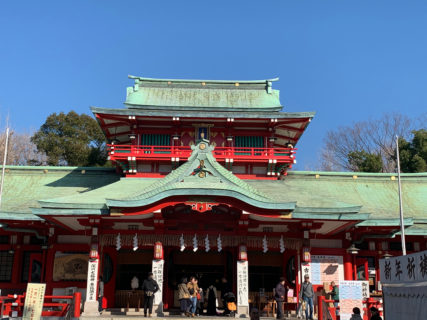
top-left (239, 244), bottom-right (248, 261)
top-left (302, 247), bottom-right (311, 262)
top-left (154, 241), bottom-right (163, 260)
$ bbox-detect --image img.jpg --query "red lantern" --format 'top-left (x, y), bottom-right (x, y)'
top-left (302, 247), bottom-right (311, 262)
top-left (154, 241), bottom-right (164, 260)
top-left (238, 244), bottom-right (248, 261)
top-left (90, 244), bottom-right (99, 260)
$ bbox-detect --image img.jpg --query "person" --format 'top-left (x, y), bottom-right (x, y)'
top-left (299, 275), bottom-right (314, 320)
top-left (142, 272), bottom-right (159, 317)
top-left (178, 277), bottom-right (191, 317)
top-left (370, 307), bottom-right (383, 320)
top-left (250, 308), bottom-right (260, 320)
top-left (98, 276), bottom-right (104, 312)
top-left (196, 285), bottom-right (204, 316)
top-left (330, 281), bottom-right (339, 316)
top-left (187, 276), bottom-right (199, 317)
top-left (274, 277), bottom-right (287, 319)
top-left (205, 284), bottom-right (218, 315)
top-left (350, 307), bottom-right (363, 320)
top-left (220, 277), bottom-right (231, 308)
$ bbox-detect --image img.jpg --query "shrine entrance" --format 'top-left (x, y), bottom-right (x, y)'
top-left (165, 249), bottom-right (234, 309)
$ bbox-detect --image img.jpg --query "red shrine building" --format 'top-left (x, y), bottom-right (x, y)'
top-left (0, 76), bottom-right (426, 315)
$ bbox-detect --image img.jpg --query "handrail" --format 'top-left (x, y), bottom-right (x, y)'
top-left (108, 144), bottom-right (297, 161)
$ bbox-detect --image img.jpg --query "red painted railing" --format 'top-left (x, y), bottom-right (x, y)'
top-left (108, 144), bottom-right (297, 163)
top-left (318, 296), bottom-right (383, 320)
top-left (0, 292), bottom-right (81, 318)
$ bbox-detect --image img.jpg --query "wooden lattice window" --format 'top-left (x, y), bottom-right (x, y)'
top-left (0, 251), bottom-right (14, 282)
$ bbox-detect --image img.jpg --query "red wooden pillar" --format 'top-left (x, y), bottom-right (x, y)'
top-left (344, 254), bottom-right (353, 280)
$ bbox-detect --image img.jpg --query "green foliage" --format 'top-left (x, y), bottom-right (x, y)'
top-left (347, 150), bottom-right (383, 172)
top-left (398, 129), bottom-right (427, 173)
top-left (31, 111), bottom-right (108, 166)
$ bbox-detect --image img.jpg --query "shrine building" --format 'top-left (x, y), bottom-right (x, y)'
top-left (0, 76), bottom-right (426, 315)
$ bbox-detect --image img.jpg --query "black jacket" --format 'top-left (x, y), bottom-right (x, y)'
top-left (142, 278), bottom-right (159, 293)
top-left (275, 283), bottom-right (287, 302)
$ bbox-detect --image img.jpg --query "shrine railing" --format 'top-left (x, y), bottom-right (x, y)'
top-left (108, 144), bottom-right (297, 163)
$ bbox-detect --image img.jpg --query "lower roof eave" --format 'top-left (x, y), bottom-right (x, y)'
top-left (356, 218), bottom-right (414, 227)
top-left (31, 207), bottom-right (108, 216)
top-left (292, 212), bottom-right (371, 220)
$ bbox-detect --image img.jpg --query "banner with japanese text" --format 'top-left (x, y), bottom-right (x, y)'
top-left (237, 261), bottom-right (249, 306)
top-left (23, 283), bottom-right (46, 320)
top-left (152, 259), bottom-right (164, 305)
top-left (85, 259), bottom-right (99, 301)
top-left (380, 250), bottom-right (427, 284)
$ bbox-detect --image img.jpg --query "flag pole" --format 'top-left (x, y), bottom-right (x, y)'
top-left (0, 126), bottom-right (10, 210)
top-left (395, 135), bottom-right (406, 256)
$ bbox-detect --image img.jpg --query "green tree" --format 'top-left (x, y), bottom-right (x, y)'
top-left (31, 111), bottom-right (108, 166)
top-left (347, 150), bottom-right (383, 172)
top-left (398, 129), bottom-right (427, 173)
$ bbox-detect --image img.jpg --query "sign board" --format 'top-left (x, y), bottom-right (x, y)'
top-left (237, 261), bottom-right (249, 307)
top-left (152, 259), bottom-right (164, 305)
top-left (380, 250), bottom-right (427, 284)
top-left (85, 259), bottom-right (99, 301)
top-left (338, 281), bottom-right (367, 320)
top-left (23, 283), bottom-right (46, 320)
top-left (310, 255), bottom-right (344, 285)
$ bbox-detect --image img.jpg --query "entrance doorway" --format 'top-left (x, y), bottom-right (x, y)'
top-left (166, 249), bottom-right (233, 308)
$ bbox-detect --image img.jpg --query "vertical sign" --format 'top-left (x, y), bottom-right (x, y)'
top-left (23, 283), bottom-right (46, 320)
top-left (339, 281), bottom-right (364, 320)
top-left (237, 261), bottom-right (249, 307)
top-left (152, 259), bottom-right (164, 305)
top-left (86, 259), bottom-right (99, 301)
top-left (301, 262), bottom-right (311, 282)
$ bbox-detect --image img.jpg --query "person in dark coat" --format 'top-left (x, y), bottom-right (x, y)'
top-left (206, 284), bottom-right (218, 315)
top-left (142, 272), bottom-right (159, 317)
top-left (299, 275), bottom-right (314, 320)
top-left (370, 307), bottom-right (383, 320)
top-left (274, 277), bottom-right (288, 319)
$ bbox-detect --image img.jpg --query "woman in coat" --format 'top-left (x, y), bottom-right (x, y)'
top-left (178, 277), bottom-right (191, 316)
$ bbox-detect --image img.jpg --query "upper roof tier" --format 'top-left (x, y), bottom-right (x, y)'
top-left (125, 75), bottom-right (282, 112)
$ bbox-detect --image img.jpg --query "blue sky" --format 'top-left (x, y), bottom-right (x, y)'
top-left (0, 0), bottom-right (426, 169)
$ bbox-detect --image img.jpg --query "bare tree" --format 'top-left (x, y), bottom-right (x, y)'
top-left (0, 128), bottom-right (47, 166)
top-left (320, 113), bottom-right (416, 172)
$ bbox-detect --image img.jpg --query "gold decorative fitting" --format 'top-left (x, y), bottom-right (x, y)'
top-left (315, 174), bottom-right (320, 179)
top-left (199, 143), bottom-right (206, 150)
top-left (81, 170), bottom-right (86, 174)
top-left (235, 82), bottom-right (239, 87)
top-left (167, 81), bottom-right (172, 85)
top-left (199, 171), bottom-right (206, 178)
top-left (43, 169), bottom-right (48, 174)
top-left (353, 175), bottom-right (358, 179)
top-left (201, 82), bottom-right (206, 86)
top-left (391, 176), bottom-right (396, 180)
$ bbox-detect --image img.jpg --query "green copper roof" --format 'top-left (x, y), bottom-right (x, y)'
top-left (125, 75), bottom-right (283, 111)
top-left (0, 166), bottom-right (119, 219)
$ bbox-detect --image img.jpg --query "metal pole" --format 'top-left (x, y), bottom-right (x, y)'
top-left (0, 127), bottom-right (10, 210)
top-left (396, 135), bottom-right (406, 256)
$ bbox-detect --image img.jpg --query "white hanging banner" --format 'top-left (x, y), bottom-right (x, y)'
top-left (380, 250), bottom-right (427, 284)
top-left (85, 259), bottom-right (99, 301)
top-left (237, 261), bottom-right (249, 307)
top-left (152, 259), bottom-right (164, 305)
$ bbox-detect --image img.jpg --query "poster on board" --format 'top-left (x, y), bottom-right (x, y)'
top-left (338, 281), bottom-right (368, 320)
top-left (310, 255), bottom-right (344, 285)
top-left (23, 283), bottom-right (46, 320)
